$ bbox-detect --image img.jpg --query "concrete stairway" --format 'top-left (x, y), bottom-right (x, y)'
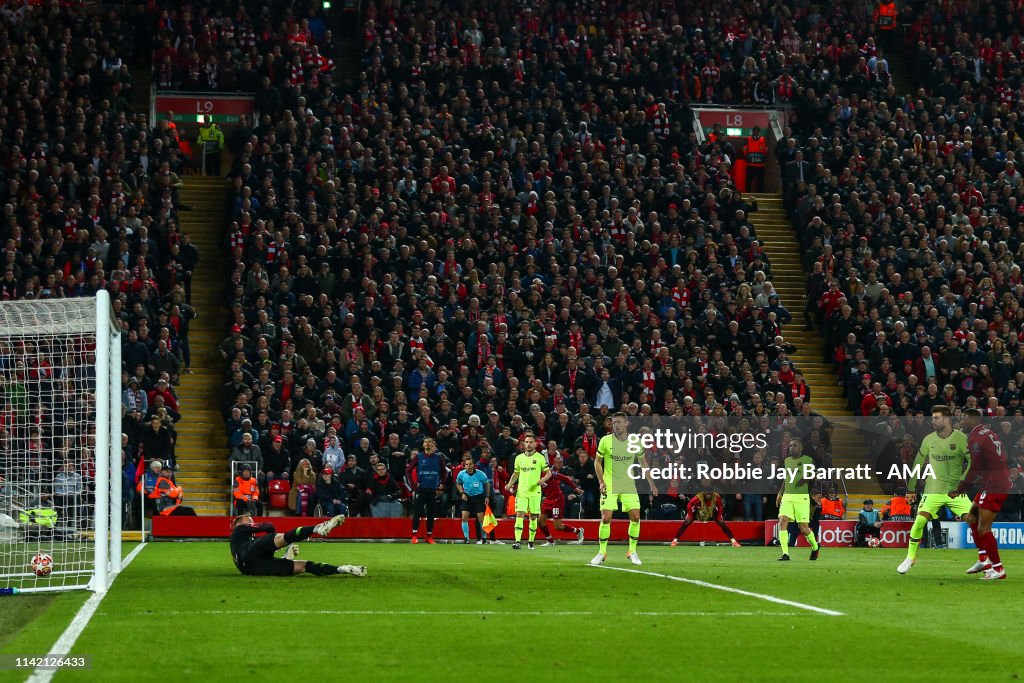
top-left (130, 67), bottom-right (151, 120)
top-left (173, 177), bottom-right (229, 515)
top-left (748, 193), bottom-right (884, 501)
top-left (747, 194), bottom-right (847, 417)
top-left (885, 46), bottom-right (914, 101)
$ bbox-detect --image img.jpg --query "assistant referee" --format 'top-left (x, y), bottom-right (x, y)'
top-left (456, 455), bottom-right (491, 543)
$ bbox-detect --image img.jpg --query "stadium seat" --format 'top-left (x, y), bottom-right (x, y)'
top-left (269, 481), bottom-right (291, 510)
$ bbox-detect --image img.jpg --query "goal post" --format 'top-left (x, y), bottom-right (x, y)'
top-left (0, 292), bottom-right (122, 593)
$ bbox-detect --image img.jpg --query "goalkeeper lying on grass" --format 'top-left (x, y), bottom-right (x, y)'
top-left (229, 514), bottom-right (366, 577)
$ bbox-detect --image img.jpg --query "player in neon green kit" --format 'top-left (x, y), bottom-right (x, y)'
top-left (590, 413), bottom-right (656, 566)
top-left (505, 432), bottom-right (551, 550)
top-left (897, 405), bottom-right (970, 574)
top-left (776, 436), bottom-right (820, 561)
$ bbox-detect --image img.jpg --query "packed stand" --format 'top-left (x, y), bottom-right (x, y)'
top-left (780, 0), bottom-right (1024, 516)
top-left (205, 0), bottom-right (917, 525)
top-left (150, 3), bottom-right (337, 95)
top-left (0, 4), bottom-right (201, 527)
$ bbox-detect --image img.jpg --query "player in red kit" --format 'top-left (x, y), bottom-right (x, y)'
top-left (670, 485), bottom-right (742, 547)
top-left (538, 455), bottom-right (585, 546)
top-left (956, 409), bottom-right (1012, 580)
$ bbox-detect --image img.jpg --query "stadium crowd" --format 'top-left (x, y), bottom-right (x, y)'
top-left (139, 0), bottom-right (1024, 523)
top-left (0, 3), bottom-right (201, 526)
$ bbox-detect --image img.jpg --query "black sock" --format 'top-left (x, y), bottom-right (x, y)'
top-left (475, 518), bottom-right (483, 539)
top-left (411, 516), bottom-right (420, 534)
top-left (720, 522), bottom-right (735, 540)
top-left (305, 562), bottom-right (339, 576)
top-left (426, 517), bottom-right (435, 534)
top-left (284, 526), bottom-right (315, 543)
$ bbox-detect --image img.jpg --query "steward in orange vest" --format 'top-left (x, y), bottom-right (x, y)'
top-left (744, 130), bottom-right (768, 166)
top-left (874, 1), bottom-right (897, 30)
top-left (820, 495), bottom-right (845, 519)
top-left (234, 464), bottom-right (260, 514)
top-left (743, 126), bottom-right (768, 191)
top-left (151, 465), bottom-right (191, 516)
top-left (883, 492), bottom-right (913, 519)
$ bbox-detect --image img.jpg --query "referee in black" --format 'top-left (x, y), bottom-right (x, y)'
top-left (229, 514), bottom-right (366, 577)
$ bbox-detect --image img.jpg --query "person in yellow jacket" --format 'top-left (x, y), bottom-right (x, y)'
top-left (197, 115), bottom-right (225, 176)
top-left (234, 464), bottom-right (260, 515)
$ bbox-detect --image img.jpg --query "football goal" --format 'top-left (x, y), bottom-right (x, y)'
top-left (0, 292), bottom-right (122, 593)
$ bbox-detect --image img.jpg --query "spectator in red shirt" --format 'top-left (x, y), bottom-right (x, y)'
top-left (860, 382), bottom-right (894, 417)
top-left (430, 166), bottom-right (456, 197)
top-left (148, 378), bottom-right (179, 414)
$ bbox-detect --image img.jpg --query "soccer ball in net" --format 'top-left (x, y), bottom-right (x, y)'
top-left (31, 553), bottom-right (54, 577)
top-left (866, 537), bottom-right (881, 548)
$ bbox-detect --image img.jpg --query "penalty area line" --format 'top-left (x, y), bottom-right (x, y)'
top-left (112, 608), bottom-right (806, 618)
top-left (27, 543), bottom-right (148, 683)
top-left (592, 565), bottom-right (844, 616)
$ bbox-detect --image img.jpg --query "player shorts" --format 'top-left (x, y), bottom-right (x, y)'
top-left (600, 492), bottom-right (641, 513)
top-left (515, 493), bottom-right (542, 514)
top-left (778, 494), bottom-right (810, 523)
top-left (240, 558), bottom-right (296, 577)
top-left (689, 510), bottom-right (723, 522)
top-left (413, 489), bottom-right (438, 517)
top-left (974, 489), bottom-right (1008, 514)
top-left (237, 533), bottom-right (294, 577)
top-left (461, 494), bottom-right (486, 515)
top-left (541, 499), bottom-right (564, 519)
top-left (918, 493), bottom-right (972, 518)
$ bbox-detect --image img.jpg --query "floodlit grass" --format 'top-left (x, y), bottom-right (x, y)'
top-left (2, 542), bottom-right (1022, 681)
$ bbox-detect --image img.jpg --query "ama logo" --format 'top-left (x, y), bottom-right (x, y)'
top-left (887, 464), bottom-right (935, 480)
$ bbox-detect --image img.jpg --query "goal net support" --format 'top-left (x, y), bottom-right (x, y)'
top-left (0, 292), bottom-right (122, 593)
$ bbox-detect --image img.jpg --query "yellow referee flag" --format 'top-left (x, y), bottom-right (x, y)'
top-left (482, 502), bottom-right (498, 534)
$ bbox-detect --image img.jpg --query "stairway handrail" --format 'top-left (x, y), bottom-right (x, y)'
top-left (692, 109), bottom-right (705, 145)
top-left (768, 110), bottom-right (785, 143)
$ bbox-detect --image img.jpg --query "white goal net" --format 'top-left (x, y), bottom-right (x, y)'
top-left (0, 293), bottom-right (122, 593)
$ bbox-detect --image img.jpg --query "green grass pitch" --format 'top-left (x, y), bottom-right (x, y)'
top-left (2, 543), bottom-right (1022, 681)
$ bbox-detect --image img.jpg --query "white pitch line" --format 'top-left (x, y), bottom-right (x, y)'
top-left (111, 608), bottom-right (805, 618)
top-left (593, 565), bottom-right (844, 616)
top-left (27, 543), bottom-right (148, 683)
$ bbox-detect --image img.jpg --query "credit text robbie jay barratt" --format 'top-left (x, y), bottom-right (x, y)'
top-left (626, 461), bottom-right (878, 482)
